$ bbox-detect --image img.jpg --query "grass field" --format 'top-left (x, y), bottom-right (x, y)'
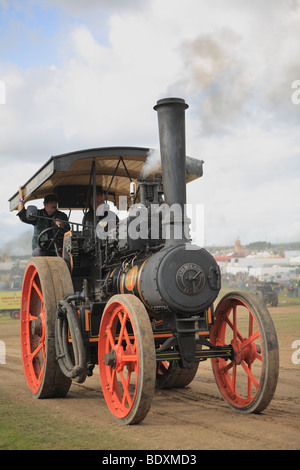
top-left (0, 390), bottom-right (141, 450)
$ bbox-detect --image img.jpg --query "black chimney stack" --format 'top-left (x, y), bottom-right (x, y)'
top-left (154, 97), bottom-right (189, 243)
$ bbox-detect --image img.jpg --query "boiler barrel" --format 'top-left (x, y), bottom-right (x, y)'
top-left (111, 244), bottom-right (221, 314)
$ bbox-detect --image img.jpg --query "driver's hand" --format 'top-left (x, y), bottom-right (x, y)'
top-left (55, 219), bottom-right (68, 232)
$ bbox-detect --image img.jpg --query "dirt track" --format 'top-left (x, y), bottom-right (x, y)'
top-left (1, 304), bottom-right (300, 450)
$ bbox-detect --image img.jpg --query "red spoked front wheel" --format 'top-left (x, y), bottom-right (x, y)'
top-left (99, 294), bottom-right (155, 424)
top-left (211, 291), bottom-right (279, 413)
top-left (20, 257), bottom-right (73, 398)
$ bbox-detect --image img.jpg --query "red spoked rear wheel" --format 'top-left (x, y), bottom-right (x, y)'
top-left (20, 257), bottom-right (73, 398)
top-left (99, 294), bottom-right (155, 424)
top-left (211, 291), bottom-right (279, 413)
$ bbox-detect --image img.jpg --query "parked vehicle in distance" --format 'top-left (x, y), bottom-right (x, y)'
top-left (245, 282), bottom-right (279, 307)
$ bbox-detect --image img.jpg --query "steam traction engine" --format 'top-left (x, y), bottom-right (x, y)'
top-left (13, 98), bottom-right (279, 424)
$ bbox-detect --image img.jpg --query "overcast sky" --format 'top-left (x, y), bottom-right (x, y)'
top-left (0, 0), bottom-right (299, 254)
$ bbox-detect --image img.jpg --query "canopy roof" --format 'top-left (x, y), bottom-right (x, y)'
top-left (9, 146), bottom-right (203, 211)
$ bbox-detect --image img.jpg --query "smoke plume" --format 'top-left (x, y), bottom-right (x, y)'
top-left (141, 149), bottom-right (161, 177)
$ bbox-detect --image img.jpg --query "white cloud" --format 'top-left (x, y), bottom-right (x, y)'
top-left (0, 160), bottom-right (41, 249)
top-left (187, 122), bottom-right (300, 245)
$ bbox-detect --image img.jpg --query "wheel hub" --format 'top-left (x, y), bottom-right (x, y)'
top-left (230, 338), bottom-right (260, 366)
top-left (30, 317), bottom-right (43, 337)
top-left (104, 349), bottom-right (117, 369)
top-left (104, 344), bottom-right (136, 373)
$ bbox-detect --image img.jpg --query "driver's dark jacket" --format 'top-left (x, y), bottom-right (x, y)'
top-left (17, 207), bottom-right (70, 250)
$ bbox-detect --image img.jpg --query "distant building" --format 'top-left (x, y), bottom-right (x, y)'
top-left (213, 238), bottom-right (300, 282)
top-left (234, 238), bottom-right (245, 257)
top-left (248, 266), bottom-right (299, 283)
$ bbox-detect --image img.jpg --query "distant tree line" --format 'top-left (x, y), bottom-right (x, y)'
top-left (246, 241), bottom-right (272, 251)
top-left (207, 241), bottom-right (300, 253)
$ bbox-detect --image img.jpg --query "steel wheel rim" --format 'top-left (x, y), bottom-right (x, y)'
top-left (20, 263), bottom-right (47, 395)
top-left (211, 296), bottom-right (263, 409)
top-left (99, 302), bottom-right (139, 420)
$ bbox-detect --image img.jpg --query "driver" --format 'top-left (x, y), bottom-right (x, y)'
top-left (17, 187), bottom-right (70, 256)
